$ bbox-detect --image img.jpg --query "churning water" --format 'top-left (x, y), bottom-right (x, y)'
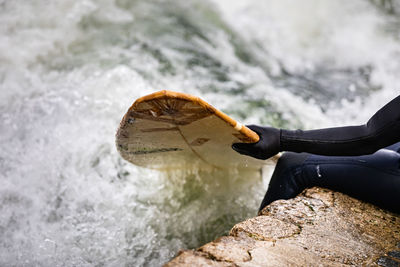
top-left (1, 0), bottom-right (399, 265)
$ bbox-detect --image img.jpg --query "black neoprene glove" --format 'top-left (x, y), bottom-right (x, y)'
top-left (232, 125), bottom-right (281, 160)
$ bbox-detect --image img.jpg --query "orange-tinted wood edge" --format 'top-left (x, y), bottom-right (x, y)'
top-left (129, 90), bottom-right (260, 143)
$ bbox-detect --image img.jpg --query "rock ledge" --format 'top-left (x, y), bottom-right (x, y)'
top-left (166, 187), bottom-right (400, 266)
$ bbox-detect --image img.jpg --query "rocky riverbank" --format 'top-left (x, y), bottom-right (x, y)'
top-left (166, 187), bottom-right (400, 266)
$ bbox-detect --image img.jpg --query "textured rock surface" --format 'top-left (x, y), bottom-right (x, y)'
top-left (165, 187), bottom-right (400, 266)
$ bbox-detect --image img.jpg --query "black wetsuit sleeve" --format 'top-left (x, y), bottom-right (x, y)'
top-left (280, 95), bottom-right (400, 156)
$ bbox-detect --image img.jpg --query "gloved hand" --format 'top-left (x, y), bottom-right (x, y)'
top-left (232, 125), bottom-right (281, 160)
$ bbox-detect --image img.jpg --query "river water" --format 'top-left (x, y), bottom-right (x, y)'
top-left (1, 0), bottom-right (399, 266)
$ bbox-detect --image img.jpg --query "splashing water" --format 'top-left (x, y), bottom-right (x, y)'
top-left (1, 0), bottom-right (399, 265)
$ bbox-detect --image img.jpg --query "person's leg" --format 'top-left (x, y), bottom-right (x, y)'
top-left (259, 144), bottom-right (400, 214)
top-left (259, 152), bottom-right (309, 212)
top-left (383, 141), bottom-right (400, 153)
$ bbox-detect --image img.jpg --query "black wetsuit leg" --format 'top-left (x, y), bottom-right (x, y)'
top-left (259, 152), bottom-right (310, 212)
top-left (259, 142), bottom-right (400, 214)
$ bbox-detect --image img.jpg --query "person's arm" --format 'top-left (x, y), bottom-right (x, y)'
top-left (232, 95), bottom-right (400, 159)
